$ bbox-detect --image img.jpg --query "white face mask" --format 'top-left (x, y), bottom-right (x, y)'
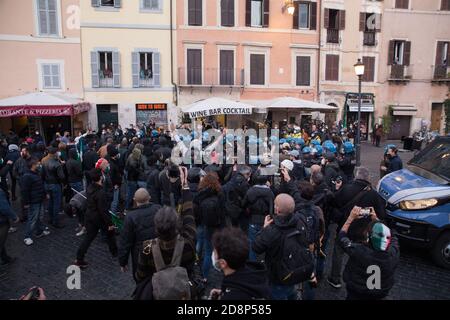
top-left (57, 151), bottom-right (62, 157)
top-left (211, 251), bottom-right (222, 272)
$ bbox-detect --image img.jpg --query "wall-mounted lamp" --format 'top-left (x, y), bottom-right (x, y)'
top-left (282, 0), bottom-right (295, 15)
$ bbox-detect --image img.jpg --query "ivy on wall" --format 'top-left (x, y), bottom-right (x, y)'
top-left (444, 99), bottom-right (450, 134)
top-left (382, 105), bottom-right (394, 136)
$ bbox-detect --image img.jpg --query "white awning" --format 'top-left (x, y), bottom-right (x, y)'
top-left (182, 97), bottom-right (254, 119)
top-left (244, 97), bottom-right (338, 111)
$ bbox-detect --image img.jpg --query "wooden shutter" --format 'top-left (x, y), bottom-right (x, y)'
top-left (310, 2), bottom-right (317, 30)
top-left (187, 49), bottom-right (202, 84)
top-left (91, 0), bottom-right (100, 7)
top-left (188, 0), bottom-right (195, 25)
top-left (326, 55), bottom-right (338, 81)
top-left (228, 0), bottom-right (235, 26)
top-left (362, 56), bottom-right (375, 82)
top-left (245, 0), bottom-right (251, 26)
top-left (388, 40), bottom-right (395, 65)
top-left (48, 0), bottom-right (58, 35)
top-left (91, 51), bottom-right (100, 88)
top-left (250, 54), bottom-right (265, 85)
top-left (396, 0), bottom-right (408, 9)
top-left (375, 14), bottom-right (382, 32)
top-left (222, 0), bottom-right (235, 27)
top-left (442, 0), bottom-right (450, 10)
top-left (324, 8), bottom-right (329, 29)
top-left (296, 56), bottom-right (311, 86)
top-left (114, 0), bottom-right (121, 8)
top-left (293, 2), bottom-right (299, 29)
top-left (263, 0), bottom-right (270, 28)
top-left (112, 51), bottom-right (121, 87)
top-left (359, 13), bottom-right (366, 32)
top-left (132, 52), bottom-right (139, 88)
top-left (153, 52), bottom-right (161, 87)
top-left (403, 41), bottom-right (411, 66)
top-left (195, 0), bottom-right (202, 25)
top-left (220, 50), bottom-right (234, 85)
top-left (338, 10), bottom-right (345, 30)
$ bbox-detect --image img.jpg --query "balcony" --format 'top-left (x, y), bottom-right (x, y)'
top-left (388, 64), bottom-right (411, 84)
top-left (178, 68), bottom-right (244, 88)
top-left (327, 29), bottom-right (339, 44)
top-left (98, 69), bottom-right (114, 88)
top-left (363, 31), bottom-right (376, 46)
top-left (432, 65), bottom-right (450, 84)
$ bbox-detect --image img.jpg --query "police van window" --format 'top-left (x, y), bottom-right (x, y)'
top-left (409, 140), bottom-right (450, 181)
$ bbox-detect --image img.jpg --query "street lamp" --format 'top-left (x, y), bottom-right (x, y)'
top-left (354, 58), bottom-right (365, 167)
top-left (283, 0), bottom-right (295, 15)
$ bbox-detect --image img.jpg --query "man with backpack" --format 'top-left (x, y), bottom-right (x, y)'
top-left (223, 165), bottom-right (251, 231)
top-left (327, 166), bottom-right (386, 289)
top-left (252, 193), bottom-right (314, 300)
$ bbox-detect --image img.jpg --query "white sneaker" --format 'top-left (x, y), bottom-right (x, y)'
top-left (36, 230), bottom-right (50, 238)
top-left (76, 227), bottom-right (86, 237)
top-left (24, 238), bottom-right (34, 246)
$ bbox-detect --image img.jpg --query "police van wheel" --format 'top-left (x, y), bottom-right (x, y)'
top-left (432, 232), bottom-right (450, 270)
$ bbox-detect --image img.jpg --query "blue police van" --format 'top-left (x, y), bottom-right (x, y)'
top-left (377, 136), bottom-right (450, 269)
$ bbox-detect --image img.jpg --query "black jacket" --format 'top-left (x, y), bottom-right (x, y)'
top-left (12, 156), bottom-right (29, 180)
top-left (252, 212), bottom-right (305, 285)
top-left (82, 149), bottom-right (99, 172)
top-left (324, 162), bottom-right (346, 189)
top-left (66, 158), bottom-right (83, 183)
top-left (118, 203), bottom-right (162, 268)
top-left (339, 231), bottom-right (400, 299)
top-left (85, 182), bottom-right (113, 227)
top-left (243, 185), bottom-right (274, 225)
top-left (42, 157), bottom-right (65, 185)
top-left (332, 179), bottom-right (386, 227)
top-left (0, 162), bottom-right (12, 194)
top-left (154, 170), bottom-right (181, 206)
top-left (20, 170), bottom-right (46, 205)
top-left (338, 154), bottom-right (355, 181)
top-left (105, 155), bottom-right (122, 187)
top-left (193, 187), bottom-right (225, 228)
top-left (226, 173), bottom-right (250, 217)
top-left (291, 160), bottom-right (306, 181)
top-left (220, 262), bottom-right (271, 300)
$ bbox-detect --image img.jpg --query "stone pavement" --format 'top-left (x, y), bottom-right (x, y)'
top-left (1, 142), bottom-right (449, 300)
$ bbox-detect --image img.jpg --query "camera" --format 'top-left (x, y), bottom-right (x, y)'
top-left (360, 208), bottom-right (371, 217)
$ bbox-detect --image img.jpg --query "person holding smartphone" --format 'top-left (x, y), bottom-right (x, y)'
top-left (338, 206), bottom-right (400, 300)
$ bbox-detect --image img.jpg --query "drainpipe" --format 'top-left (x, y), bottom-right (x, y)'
top-left (170, 0), bottom-right (179, 119)
top-left (316, 0), bottom-right (321, 103)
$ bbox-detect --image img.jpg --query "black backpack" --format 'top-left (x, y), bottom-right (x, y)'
top-left (301, 205), bottom-right (321, 251)
top-left (200, 194), bottom-right (223, 228)
top-left (222, 181), bottom-right (242, 220)
top-left (272, 214), bottom-right (314, 286)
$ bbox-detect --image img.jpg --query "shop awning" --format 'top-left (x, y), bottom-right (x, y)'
top-left (182, 97), bottom-right (254, 119)
top-left (392, 106), bottom-right (417, 116)
top-left (246, 97), bottom-right (338, 111)
top-left (0, 92), bottom-right (91, 118)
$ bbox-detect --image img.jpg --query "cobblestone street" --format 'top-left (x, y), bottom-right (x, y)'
top-left (1, 142), bottom-right (449, 300)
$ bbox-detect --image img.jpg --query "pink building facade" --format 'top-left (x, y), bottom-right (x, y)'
top-left (0, 0), bottom-right (84, 137)
top-left (176, 0), bottom-right (322, 128)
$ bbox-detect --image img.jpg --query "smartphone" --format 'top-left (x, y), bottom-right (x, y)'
top-left (360, 208), bottom-right (371, 217)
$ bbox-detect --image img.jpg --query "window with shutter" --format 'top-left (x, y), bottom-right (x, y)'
top-left (101, 0), bottom-right (115, 6)
top-left (263, 0), bottom-right (269, 28)
top-left (98, 52), bottom-right (114, 88)
top-left (296, 56), bottom-right (310, 86)
top-left (153, 52), bottom-right (161, 87)
top-left (442, 0), bottom-right (450, 11)
top-left (188, 0), bottom-right (202, 26)
top-left (362, 56), bottom-right (375, 82)
top-left (142, 0), bottom-right (160, 10)
top-left (338, 10), bottom-right (345, 30)
top-left (112, 51), bottom-right (121, 88)
top-left (41, 63), bottom-right (61, 89)
top-left (309, 2), bottom-right (316, 30)
top-left (250, 0), bottom-right (263, 27)
top-left (187, 49), bottom-right (202, 85)
top-left (221, 0), bottom-right (235, 27)
top-left (220, 50), bottom-right (234, 85)
top-left (298, 2), bottom-right (310, 29)
top-left (132, 52), bottom-right (140, 88)
top-left (91, 51), bottom-right (100, 88)
top-left (395, 0), bottom-right (409, 9)
top-left (250, 54), bottom-right (265, 85)
top-left (325, 54), bottom-right (339, 81)
top-left (37, 0), bottom-right (59, 36)
top-left (134, 52), bottom-right (154, 87)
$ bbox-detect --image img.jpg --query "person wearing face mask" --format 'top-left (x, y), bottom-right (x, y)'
top-left (153, 161), bottom-right (182, 207)
top-left (339, 206), bottom-right (400, 300)
top-left (105, 146), bottom-right (123, 215)
top-left (21, 158), bottom-right (49, 246)
top-left (209, 227), bottom-right (271, 300)
top-left (380, 146), bottom-right (403, 175)
top-left (41, 147), bottom-right (66, 229)
top-left (74, 168), bottom-right (118, 269)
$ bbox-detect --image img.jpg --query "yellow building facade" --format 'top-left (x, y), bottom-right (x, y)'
top-left (80, 0), bottom-right (176, 130)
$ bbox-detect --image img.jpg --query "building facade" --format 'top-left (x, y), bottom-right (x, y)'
top-left (319, 0), bottom-right (383, 140)
top-left (80, 0), bottom-right (175, 130)
top-left (0, 0), bottom-right (84, 137)
top-left (176, 0), bottom-right (321, 128)
top-left (377, 0), bottom-right (450, 139)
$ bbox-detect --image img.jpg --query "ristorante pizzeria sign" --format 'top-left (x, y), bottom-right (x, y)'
top-left (0, 105), bottom-right (77, 118)
top-left (189, 107), bottom-right (252, 119)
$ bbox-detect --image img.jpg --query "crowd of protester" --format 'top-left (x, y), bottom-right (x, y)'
top-left (0, 120), bottom-right (403, 300)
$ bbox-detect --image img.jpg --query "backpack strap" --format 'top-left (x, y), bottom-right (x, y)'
top-left (170, 235), bottom-right (185, 267)
top-left (151, 239), bottom-right (167, 272)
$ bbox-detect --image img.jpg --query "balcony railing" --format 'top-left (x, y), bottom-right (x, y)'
top-left (98, 69), bottom-right (114, 88)
top-left (363, 31), bottom-right (376, 46)
top-left (327, 29), bottom-right (339, 44)
top-left (178, 68), bottom-right (244, 87)
top-left (389, 64), bottom-right (412, 83)
top-left (139, 76), bottom-right (154, 87)
top-left (433, 65), bottom-right (450, 79)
